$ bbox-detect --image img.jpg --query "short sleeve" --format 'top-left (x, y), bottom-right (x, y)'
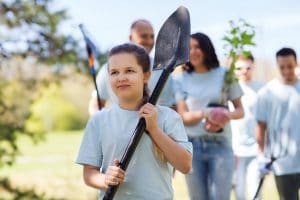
top-left (255, 89), bottom-right (268, 122)
top-left (157, 75), bottom-right (175, 107)
top-left (163, 109), bottom-right (193, 154)
top-left (76, 116), bottom-right (102, 167)
top-left (173, 74), bottom-right (187, 103)
top-left (227, 81), bottom-right (243, 101)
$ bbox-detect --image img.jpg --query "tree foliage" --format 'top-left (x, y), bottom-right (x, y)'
top-left (0, 0), bottom-right (80, 64)
top-left (0, 79), bottom-right (44, 168)
top-left (0, 1), bottom-right (88, 198)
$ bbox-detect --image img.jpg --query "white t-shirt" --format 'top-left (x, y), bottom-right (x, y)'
top-left (76, 104), bottom-right (192, 200)
top-left (231, 80), bottom-right (263, 157)
top-left (174, 67), bottom-right (243, 141)
top-left (255, 79), bottom-right (300, 175)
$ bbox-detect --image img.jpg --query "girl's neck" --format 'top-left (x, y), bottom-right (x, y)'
top-left (194, 65), bottom-right (209, 74)
top-left (118, 97), bottom-right (143, 111)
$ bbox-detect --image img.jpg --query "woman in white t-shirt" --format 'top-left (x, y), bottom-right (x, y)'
top-left (174, 32), bottom-right (244, 200)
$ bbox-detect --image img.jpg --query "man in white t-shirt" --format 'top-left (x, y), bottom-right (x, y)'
top-left (231, 54), bottom-right (263, 200)
top-left (255, 48), bottom-right (300, 200)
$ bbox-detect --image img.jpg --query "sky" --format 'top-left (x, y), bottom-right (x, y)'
top-left (59, 0), bottom-right (300, 65)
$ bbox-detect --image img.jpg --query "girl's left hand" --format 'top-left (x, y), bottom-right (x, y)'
top-left (139, 103), bottom-right (159, 133)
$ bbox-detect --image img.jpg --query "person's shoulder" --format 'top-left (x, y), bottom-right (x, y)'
top-left (96, 63), bottom-right (109, 79)
top-left (292, 79), bottom-right (300, 93)
top-left (266, 79), bottom-right (281, 89)
top-left (98, 62), bottom-right (108, 73)
top-left (250, 80), bottom-right (264, 91)
top-left (90, 107), bottom-right (112, 121)
top-left (209, 66), bottom-right (226, 77)
top-left (257, 79), bottom-right (278, 96)
top-left (173, 70), bottom-right (188, 80)
top-left (156, 105), bottom-right (180, 119)
top-left (215, 66), bottom-right (227, 73)
top-left (295, 79), bottom-right (300, 87)
top-left (101, 62), bottom-right (108, 69)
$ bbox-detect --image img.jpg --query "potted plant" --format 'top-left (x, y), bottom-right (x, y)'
top-left (207, 19), bottom-right (256, 132)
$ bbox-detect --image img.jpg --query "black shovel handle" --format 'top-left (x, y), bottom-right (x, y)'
top-left (91, 71), bottom-right (102, 110)
top-left (103, 118), bottom-right (146, 200)
top-left (252, 158), bottom-right (275, 200)
top-left (103, 63), bottom-right (175, 200)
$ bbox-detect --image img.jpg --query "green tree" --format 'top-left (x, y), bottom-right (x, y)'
top-left (0, 0), bottom-right (85, 198)
top-left (221, 19), bottom-right (256, 103)
top-left (0, 0), bottom-right (80, 65)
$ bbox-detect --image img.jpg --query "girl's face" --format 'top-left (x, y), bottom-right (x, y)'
top-left (108, 53), bottom-right (150, 103)
top-left (189, 38), bottom-right (204, 67)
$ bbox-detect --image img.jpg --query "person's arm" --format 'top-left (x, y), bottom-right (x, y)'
top-left (140, 103), bottom-right (192, 174)
top-left (228, 97), bottom-right (244, 120)
top-left (256, 121), bottom-right (266, 153)
top-left (148, 127), bottom-right (192, 174)
top-left (176, 100), bottom-right (209, 126)
top-left (83, 165), bottom-right (107, 189)
top-left (83, 160), bottom-right (125, 190)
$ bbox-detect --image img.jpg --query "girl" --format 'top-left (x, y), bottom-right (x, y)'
top-left (76, 43), bottom-right (192, 200)
top-left (174, 32), bottom-right (244, 200)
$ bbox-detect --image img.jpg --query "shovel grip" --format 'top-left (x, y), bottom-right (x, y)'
top-left (103, 185), bottom-right (119, 200)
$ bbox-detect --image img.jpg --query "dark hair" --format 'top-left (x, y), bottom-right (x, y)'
top-left (185, 32), bottom-right (220, 73)
top-left (108, 43), bottom-right (150, 105)
top-left (245, 53), bottom-right (254, 62)
top-left (238, 53), bottom-right (254, 62)
top-left (276, 47), bottom-right (297, 61)
top-left (130, 19), bottom-right (152, 31)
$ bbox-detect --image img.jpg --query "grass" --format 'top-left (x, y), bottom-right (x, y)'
top-left (1, 131), bottom-right (281, 200)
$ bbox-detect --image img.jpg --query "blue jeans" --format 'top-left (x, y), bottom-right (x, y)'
top-left (186, 136), bottom-right (234, 200)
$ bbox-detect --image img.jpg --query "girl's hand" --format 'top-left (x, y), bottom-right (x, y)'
top-left (139, 103), bottom-right (159, 133)
top-left (104, 159), bottom-right (125, 187)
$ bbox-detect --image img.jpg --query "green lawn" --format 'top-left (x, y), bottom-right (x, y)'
top-left (1, 131), bottom-right (280, 200)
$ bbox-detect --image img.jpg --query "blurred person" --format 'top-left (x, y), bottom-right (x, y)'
top-left (231, 54), bottom-right (263, 200)
top-left (88, 19), bottom-right (175, 115)
top-left (76, 43), bottom-right (192, 199)
top-left (174, 32), bottom-right (244, 200)
top-left (295, 65), bottom-right (300, 79)
top-left (255, 47), bottom-right (300, 200)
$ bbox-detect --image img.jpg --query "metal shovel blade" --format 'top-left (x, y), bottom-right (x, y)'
top-left (153, 6), bottom-right (190, 71)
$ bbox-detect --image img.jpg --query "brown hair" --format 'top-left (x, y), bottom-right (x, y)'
top-left (184, 32), bottom-right (220, 73)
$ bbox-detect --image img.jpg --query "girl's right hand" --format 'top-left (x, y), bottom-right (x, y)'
top-left (104, 159), bottom-right (125, 187)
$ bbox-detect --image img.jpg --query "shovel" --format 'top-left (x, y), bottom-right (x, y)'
top-left (79, 24), bottom-right (102, 110)
top-left (103, 6), bottom-right (190, 200)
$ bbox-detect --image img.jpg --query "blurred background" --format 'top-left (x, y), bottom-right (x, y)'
top-left (0, 0), bottom-right (299, 199)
